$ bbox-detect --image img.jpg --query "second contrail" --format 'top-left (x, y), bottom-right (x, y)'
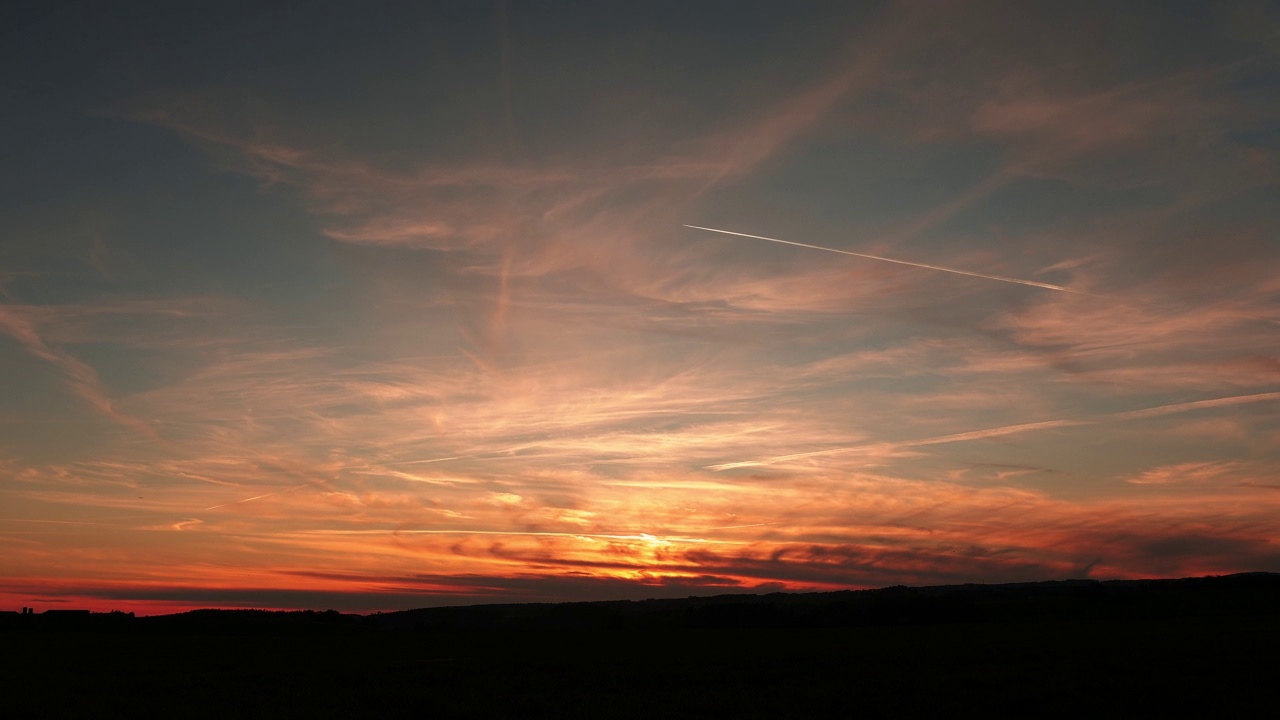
top-left (684, 224), bottom-right (1093, 295)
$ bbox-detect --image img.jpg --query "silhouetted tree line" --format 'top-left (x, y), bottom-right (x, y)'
top-left (10, 572), bottom-right (1275, 635)
top-left (366, 572), bottom-right (1280, 632)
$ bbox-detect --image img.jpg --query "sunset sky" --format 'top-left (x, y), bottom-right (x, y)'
top-left (3, 1), bottom-right (1278, 615)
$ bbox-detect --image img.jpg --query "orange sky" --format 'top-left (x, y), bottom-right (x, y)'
top-left (2, 1), bottom-right (1278, 614)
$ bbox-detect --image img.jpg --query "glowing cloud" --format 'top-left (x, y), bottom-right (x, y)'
top-left (709, 392), bottom-right (1280, 471)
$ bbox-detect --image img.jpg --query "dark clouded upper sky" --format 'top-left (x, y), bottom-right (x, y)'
top-left (2, 1), bottom-right (1278, 614)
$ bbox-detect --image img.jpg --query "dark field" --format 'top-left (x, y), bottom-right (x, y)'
top-left (4, 575), bottom-right (1277, 718)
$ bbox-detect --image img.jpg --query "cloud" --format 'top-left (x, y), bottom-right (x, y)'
top-left (709, 391), bottom-right (1280, 472)
top-left (1123, 461), bottom-right (1245, 485)
top-left (995, 293), bottom-right (1279, 360)
top-left (0, 305), bottom-right (154, 436)
top-left (3, 2), bottom-right (1277, 611)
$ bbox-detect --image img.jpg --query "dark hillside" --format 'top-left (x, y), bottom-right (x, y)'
top-left (3, 573), bottom-right (1277, 718)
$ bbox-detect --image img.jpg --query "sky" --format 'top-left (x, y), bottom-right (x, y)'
top-left (2, 0), bottom-right (1278, 615)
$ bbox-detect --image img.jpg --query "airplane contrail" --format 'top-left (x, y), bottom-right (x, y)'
top-left (203, 483), bottom-right (307, 511)
top-left (705, 419), bottom-right (1083, 471)
top-left (684, 224), bottom-right (1096, 295)
top-left (707, 391), bottom-right (1280, 471)
top-left (703, 521), bottom-right (777, 531)
top-left (1107, 391), bottom-right (1280, 421)
top-left (384, 455), bottom-right (471, 466)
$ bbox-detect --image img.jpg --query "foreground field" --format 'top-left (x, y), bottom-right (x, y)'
top-left (4, 613), bottom-right (1275, 718)
top-left (5, 576), bottom-right (1278, 718)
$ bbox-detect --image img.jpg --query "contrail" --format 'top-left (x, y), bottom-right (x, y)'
top-left (684, 225), bottom-right (1095, 295)
top-left (203, 483), bottom-right (307, 511)
top-left (384, 456), bottom-right (471, 466)
top-left (705, 419), bottom-right (1085, 471)
top-left (703, 521), bottom-right (777, 531)
top-left (707, 391), bottom-right (1280, 471)
top-left (1107, 391), bottom-right (1280, 421)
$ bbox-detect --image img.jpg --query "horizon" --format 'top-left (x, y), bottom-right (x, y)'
top-left (3, 1), bottom-right (1279, 616)
top-left (12, 570), bottom-right (1276, 619)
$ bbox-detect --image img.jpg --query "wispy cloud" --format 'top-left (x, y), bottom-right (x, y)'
top-left (1123, 461), bottom-right (1245, 485)
top-left (3, 2), bottom-right (1277, 612)
top-left (0, 305), bottom-right (154, 436)
top-left (709, 391), bottom-right (1280, 472)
